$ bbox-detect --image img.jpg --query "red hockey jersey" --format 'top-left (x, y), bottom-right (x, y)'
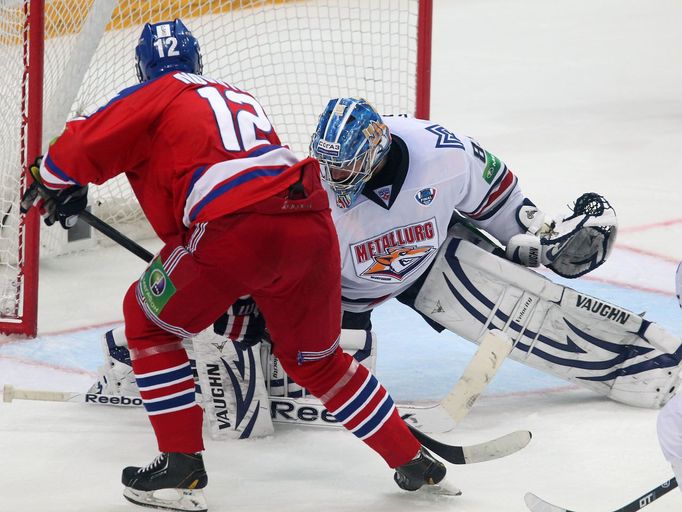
top-left (39, 72), bottom-right (307, 241)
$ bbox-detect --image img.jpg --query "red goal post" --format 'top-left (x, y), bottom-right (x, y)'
top-left (0, 0), bottom-right (433, 338)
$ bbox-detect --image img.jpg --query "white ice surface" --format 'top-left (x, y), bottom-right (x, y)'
top-left (3, 0), bottom-right (682, 510)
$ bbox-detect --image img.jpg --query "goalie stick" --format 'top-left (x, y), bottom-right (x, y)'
top-left (524, 478), bottom-right (678, 512)
top-left (2, 384), bottom-right (142, 407)
top-left (441, 328), bottom-right (513, 422)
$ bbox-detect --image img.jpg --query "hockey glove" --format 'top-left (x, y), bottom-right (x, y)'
top-left (506, 193), bottom-right (617, 278)
top-left (20, 156), bottom-right (88, 229)
top-left (213, 296), bottom-right (266, 347)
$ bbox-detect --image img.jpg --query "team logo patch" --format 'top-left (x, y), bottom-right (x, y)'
top-left (374, 185), bottom-right (392, 207)
top-left (351, 219), bottom-right (439, 283)
top-left (155, 24), bottom-right (172, 38)
top-left (415, 188), bottom-right (436, 206)
top-left (149, 269), bottom-right (166, 296)
top-left (482, 150), bottom-right (502, 184)
top-left (140, 258), bottom-right (177, 315)
top-left (363, 246), bottom-right (435, 281)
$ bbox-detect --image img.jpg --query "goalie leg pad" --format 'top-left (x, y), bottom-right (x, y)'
top-left (191, 328), bottom-right (273, 440)
top-left (414, 226), bottom-right (682, 408)
top-left (88, 326), bottom-right (139, 396)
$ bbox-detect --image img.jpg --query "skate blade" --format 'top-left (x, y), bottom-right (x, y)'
top-left (123, 487), bottom-right (207, 512)
top-left (425, 475), bottom-right (462, 497)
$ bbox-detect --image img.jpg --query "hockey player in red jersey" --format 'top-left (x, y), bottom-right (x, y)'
top-left (20, 19), bottom-right (444, 512)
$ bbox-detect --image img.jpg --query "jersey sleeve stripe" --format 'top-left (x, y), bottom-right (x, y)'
top-left (296, 335), bottom-right (341, 364)
top-left (40, 155), bottom-right (80, 189)
top-left (462, 167), bottom-right (518, 220)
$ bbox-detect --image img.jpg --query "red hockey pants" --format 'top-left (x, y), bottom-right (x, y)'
top-left (123, 208), bottom-right (419, 468)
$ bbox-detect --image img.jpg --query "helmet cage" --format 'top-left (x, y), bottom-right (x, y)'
top-left (317, 132), bottom-right (386, 207)
top-left (310, 98), bottom-right (390, 208)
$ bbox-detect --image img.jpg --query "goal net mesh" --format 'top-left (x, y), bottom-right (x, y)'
top-left (0, 0), bottom-right (423, 328)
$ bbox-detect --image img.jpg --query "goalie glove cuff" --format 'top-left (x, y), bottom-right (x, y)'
top-left (515, 203), bottom-right (555, 237)
top-left (505, 233), bottom-right (542, 267)
top-left (507, 201), bottom-right (555, 267)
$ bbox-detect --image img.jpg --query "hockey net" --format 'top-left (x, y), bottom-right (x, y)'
top-left (0, 0), bottom-right (432, 336)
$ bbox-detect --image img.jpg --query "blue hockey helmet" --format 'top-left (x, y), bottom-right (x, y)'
top-left (135, 19), bottom-right (203, 82)
top-left (310, 98), bottom-right (391, 208)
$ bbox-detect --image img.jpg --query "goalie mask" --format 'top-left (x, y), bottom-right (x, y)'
top-left (135, 19), bottom-right (203, 82)
top-left (310, 98), bottom-right (391, 208)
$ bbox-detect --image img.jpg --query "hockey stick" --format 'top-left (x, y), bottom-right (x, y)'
top-left (524, 478), bottom-right (678, 512)
top-left (3, 381), bottom-right (531, 464)
top-left (440, 328), bottom-right (513, 422)
top-left (2, 384), bottom-right (142, 407)
top-left (79, 209), bottom-right (153, 263)
top-left (407, 424), bottom-right (531, 465)
top-left (24, 176), bottom-right (154, 263)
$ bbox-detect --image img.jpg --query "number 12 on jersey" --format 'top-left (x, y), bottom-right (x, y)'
top-left (197, 86), bottom-right (273, 152)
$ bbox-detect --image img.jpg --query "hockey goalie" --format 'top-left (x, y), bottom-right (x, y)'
top-left (91, 98), bottom-right (682, 436)
top-left (91, 213), bottom-right (682, 436)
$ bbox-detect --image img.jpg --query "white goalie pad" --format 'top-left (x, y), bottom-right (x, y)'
top-left (414, 226), bottom-right (682, 408)
top-left (88, 326), bottom-right (139, 397)
top-left (88, 326), bottom-right (456, 433)
top-left (89, 326), bottom-right (273, 439)
top-left (191, 329), bottom-right (274, 440)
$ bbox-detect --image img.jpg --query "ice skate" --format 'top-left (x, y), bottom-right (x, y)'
top-left (122, 452), bottom-right (208, 511)
top-left (394, 447), bottom-right (461, 496)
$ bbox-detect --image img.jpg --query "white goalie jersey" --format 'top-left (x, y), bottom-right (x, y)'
top-left (330, 115), bottom-right (526, 313)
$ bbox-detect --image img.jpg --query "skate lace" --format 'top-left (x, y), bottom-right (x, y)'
top-left (137, 453), bottom-right (166, 474)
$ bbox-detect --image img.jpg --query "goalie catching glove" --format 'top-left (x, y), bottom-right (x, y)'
top-left (506, 192), bottom-right (617, 278)
top-left (19, 155), bottom-right (88, 229)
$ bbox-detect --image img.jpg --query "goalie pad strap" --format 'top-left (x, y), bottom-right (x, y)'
top-left (129, 341), bottom-right (185, 360)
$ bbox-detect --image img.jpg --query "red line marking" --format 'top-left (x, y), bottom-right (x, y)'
top-left (615, 243), bottom-right (680, 264)
top-left (40, 320), bottom-right (123, 337)
top-left (0, 320), bottom-right (123, 347)
top-left (619, 218), bottom-right (682, 234)
top-left (579, 274), bottom-right (673, 297)
top-left (0, 354), bottom-right (97, 377)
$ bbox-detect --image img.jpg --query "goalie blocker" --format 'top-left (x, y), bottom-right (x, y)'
top-left (412, 223), bottom-right (682, 408)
